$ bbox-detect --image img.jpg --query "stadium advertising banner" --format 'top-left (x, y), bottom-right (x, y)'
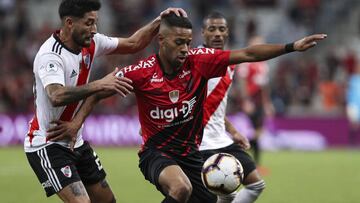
top-left (0, 114), bottom-right (142, 146)
top-left (0, 114), bottom-right (349, 149)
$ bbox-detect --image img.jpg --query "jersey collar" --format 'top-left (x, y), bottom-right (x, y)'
top-left (53, 30), bottom-right (81, 55)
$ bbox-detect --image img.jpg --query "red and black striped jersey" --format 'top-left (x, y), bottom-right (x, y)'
top-left (117, 48), bottom-right (230, 157)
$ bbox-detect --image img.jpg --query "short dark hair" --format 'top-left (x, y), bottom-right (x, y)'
top-left (203, 11), bottom-right (227, 28)
top-left (59, 0), bottom-right (101, 19)
top-left (161, 12), bottom-right (192, 29)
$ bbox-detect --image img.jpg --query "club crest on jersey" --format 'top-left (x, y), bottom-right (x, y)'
top-left (169, 90), bottom-right (179, 103)
top-left (83, 54), bottom-right (91, 69)
top-left (61, 165), bottom-right (72, 178)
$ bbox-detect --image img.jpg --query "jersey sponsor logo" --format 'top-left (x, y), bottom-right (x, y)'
top-left (179, 70), bottom-right (191, 79)
top-left (60, 165), bottom-right (72, 178)
top-left (115, 70), bottom-right (124, 78)
top-left (120, 56), bottom-right (156, 75)
top-left (46, 62), bottom-right (58, 72)
top-left (169, 90), bottom-right (179, 103)
top-left (70, 69), bottom-right (78, 78)
top-left (150, 73), bottom-right (164, 83)
top-left (188, 48), bottom-right (215, 56)
top-left (150, 97), bottom-right (196, 122)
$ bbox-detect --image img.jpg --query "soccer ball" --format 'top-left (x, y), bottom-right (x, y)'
top-left (201, 153), bottom-right (244, 195)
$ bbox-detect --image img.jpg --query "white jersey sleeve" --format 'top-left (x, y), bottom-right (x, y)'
top-left (36, 53), bottom-right (65, 88)
top-left (93, 33), bottom-right (118, 57)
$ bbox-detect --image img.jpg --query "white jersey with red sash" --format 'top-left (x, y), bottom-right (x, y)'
top-left (200, 64), bottom-right (236, 151)
top-left (24, 32), bottom-right (118, 152)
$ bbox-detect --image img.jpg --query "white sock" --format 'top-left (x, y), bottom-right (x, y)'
top-left (217, 191), bottom-right (236, 203)
top-left (232, 180), bottom-right (265, 203)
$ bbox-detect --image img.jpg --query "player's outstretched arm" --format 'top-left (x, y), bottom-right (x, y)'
top-left (46, 68), bottom-right (133, 107)
top-left (229, 34), bottom-right (327, 64)
top-left (112, 7), bottom-right (187, 54)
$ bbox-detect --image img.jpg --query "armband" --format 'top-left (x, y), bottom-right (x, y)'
top-left (285, 43), bottom-right (295, 53)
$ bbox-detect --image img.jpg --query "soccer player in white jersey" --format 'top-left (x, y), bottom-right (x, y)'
top-left (199, 12), bottom-right (265, 203)
top-left (24, 0), bottom-right (186, 202)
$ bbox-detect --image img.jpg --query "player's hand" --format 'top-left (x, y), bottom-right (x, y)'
top-left (233, 132), bottom-right (250, 150)
top-left (98, 67), bottom-right (133, 97)
top-left (294, 34), bottom-right (327, 52)
top-left (47, 120), bottom-right (80, 151)
top-left (160, 7), bottom-right (188, 18)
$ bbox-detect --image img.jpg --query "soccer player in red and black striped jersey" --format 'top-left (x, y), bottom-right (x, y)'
top-left (51, 12), bottom-right (326, 203)
top-left (25, 0), bottom-right (186, 202)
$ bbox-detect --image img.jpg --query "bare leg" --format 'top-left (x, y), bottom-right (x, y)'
top-left (85, 179), bottom-right (116, 203)
top-left (57, 181), bottom-right (90, 203)
top-left (159, 165), bottom-right (193, 203)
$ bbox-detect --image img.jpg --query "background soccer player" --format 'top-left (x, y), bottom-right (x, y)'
top-left (346, 64), bottom-right (360, 145)
top-left (199, 12), bottom-right (265, 203)
top-left (25, 0), bottom-right (186, 202)
top-left (50, 12), bottom-right (326, 203)
top-left (238, 36), bottom-right (273, 173)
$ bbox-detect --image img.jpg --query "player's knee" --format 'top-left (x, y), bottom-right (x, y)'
top-left (103, 194), bottom-right (116, 203)
top-left (169, 181), bottom-right (192, 201)
top-left (110, 195), bottom-right (116, 203)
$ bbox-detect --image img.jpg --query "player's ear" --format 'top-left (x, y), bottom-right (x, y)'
top-left (64, 17), bottom-right (73, 28)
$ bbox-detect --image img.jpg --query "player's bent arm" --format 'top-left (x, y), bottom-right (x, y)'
top-left (113, 19), bottom-right (160, 54)
top-left (46, 90), bottom-right (117, 145)
top-left (112, 8), bottom-right (187, 54)
top-left (228, 34), bottom-right (327, 64)
top-left (45, 82), bottom-right (103, 107)
top-left (75, 89), bottom-right (116, 124)
top-left (46, 69), bottom-right (133, 107)
top-left (224, 117), bottom-right (238, 136)
top-left (225, 117), bottom-right (250, 149)
top-left (70, 77), bottom-right (129, 129)
top-left (71, 95), bottom-right (100, 129)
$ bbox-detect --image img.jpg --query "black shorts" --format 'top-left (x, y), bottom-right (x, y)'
top-left (139, 148), bottom-right (217, 203)
top-left (26, 141), bottom-right (106, 197)
top-left (200, 143), bottom-right (256, 179)
top-left (248, 105), bottom-right (265, 129)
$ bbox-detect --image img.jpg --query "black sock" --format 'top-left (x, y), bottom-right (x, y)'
top-left (162, 195), bottom-right (179, 203)
top-left (250, 139), bottom-right (260, 164)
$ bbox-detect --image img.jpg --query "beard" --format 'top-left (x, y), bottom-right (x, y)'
top-left (72, 31), bottom-right (91, 48)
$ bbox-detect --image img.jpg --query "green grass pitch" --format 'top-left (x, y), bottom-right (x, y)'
top-left (1, 147), bottom-right (359, 203)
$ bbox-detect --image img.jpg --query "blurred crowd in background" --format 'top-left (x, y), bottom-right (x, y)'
top-left (1, 0), bottom-right (360, 117)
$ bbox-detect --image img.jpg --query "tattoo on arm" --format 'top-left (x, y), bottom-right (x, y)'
top-left (46, 83), bottom-right (100, 107)
top-left (69, 182), bottom-right (88, 197)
